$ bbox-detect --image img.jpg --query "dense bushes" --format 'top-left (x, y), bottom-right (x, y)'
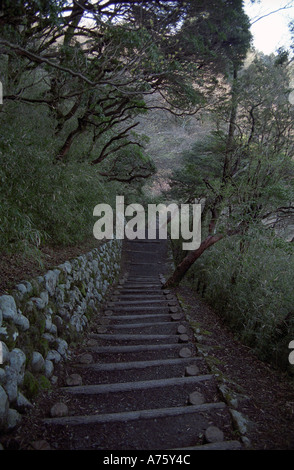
top-left (0, 100), bottom-right (123, 256)
top-left (172, 229), bottom-right (294, 372)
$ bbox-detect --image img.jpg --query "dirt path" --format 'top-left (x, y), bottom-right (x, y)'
top-left (176, 284), bottom-right (294, 450)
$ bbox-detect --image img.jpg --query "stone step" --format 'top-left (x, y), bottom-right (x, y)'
top-left (96, 333), bottom-right (189, 344)
top-left (42, 402), bottom-right (231, 450)
top-left (45, 404), bottom-right (233, 450)
top-left (118, 282), bottom-right (161, 286)
top-left (120, 280), bottom-right (161, 284)
top-left (117, 288), bottom-right (163, 294)
top-left (107, 305), bottom-right (176, 312)
top-left (101, 315), bottom-right (184, 327)
top-left (124, 284), bottom-right (160, 288)
top-left (77, 357), bottom-right (203, 372)
top-left (94, 322), bottom-right (179, 331)
top-left (116, 288), bottom-right (164, 293)
top-left (93, 333), bottom-right (179, 339)
top-left (121, 284), bottom-right (162, 289)
top-left (130, 262), bottom-right (163, 266)
top-left (123, 278), bottom-right (161, 283)
top-left (121, 276), bottom-right (160, 279)
top-left (124, 281), bottom-right (162, 285)
top-left (114, 294), bottom-right (166, 300)
top-left (43, 401), bottom-right (226, 427)
top-left (75, 357), bottom-right (205, 385)
top-left (91, 333), bottom-right (180, 345)
top-left (101, 321), bottom-right (185, 333)
top-left (102, 320), bottom-right (183, 327)
top-left (127, 275), bottom-right (161, 278)
top-left (59, 381), bottom-right (216, 417)
top-left (125, 250), bottom-right (161, 254)
top-left (100, 313), bottom-right (173, 323)
top-left (109, 299), bottom-right (170, 305)
top-left (86, 341), bottom-right (196, 364)
top-left (62, 374), bottom-right (213, 396)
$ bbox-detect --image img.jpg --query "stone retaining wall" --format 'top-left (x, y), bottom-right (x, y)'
top-left (0, 239), bottom-right (122, 432)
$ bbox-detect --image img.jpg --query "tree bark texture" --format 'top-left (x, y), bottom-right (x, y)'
top-left (163, 233), bottom-right (224, 288)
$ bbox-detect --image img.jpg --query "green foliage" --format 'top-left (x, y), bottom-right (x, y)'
top-left (168, 55), bottom-right (294, 239)
top-left (0, 99), bottom-right (123, 255)
top-left (170, 133), bottom-right (225, 196)
top-left (0, 320), bottom-right (18, 350)
top-left (23, 371), bottom-right (39, 399)
top-left (185, 230), bottom-right (294, 371)
top-left (0, 1), bottom-right (254, 265)
top-left (174, 0), bottom-right (252, 73)
top-left (170, 132), bottom-right (294, 236)
top-left (165, 52), bottom-right (294, 374)
top-left (22, 370), bottom-right (51, 399)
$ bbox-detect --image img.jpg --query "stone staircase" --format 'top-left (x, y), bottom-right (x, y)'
top-left (41, 238), bottom-right (243, 450)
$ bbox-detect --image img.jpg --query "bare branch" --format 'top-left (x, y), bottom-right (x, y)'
top-left (99, 168), bottom-right (153, 183)
top-left (0, 39), bottom-right (98, 86)
top-left (91, 122), bottom-right (140, 165)
top-left (250, 2), bottom-right (294, 25)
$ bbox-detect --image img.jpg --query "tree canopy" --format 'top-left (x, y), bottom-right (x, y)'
top-left (163, 51), bottom-right (294, 286)
top-left (0, 0), bottom-right (254, 254)
top-left (0, 0), bottom-right (252, 165)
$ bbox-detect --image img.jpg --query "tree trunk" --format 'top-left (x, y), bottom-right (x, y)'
top-left (55, 123), bottom-right (85, 161)
top-left (223, 66), bottom-right (238, 182)
top-left (163, 233), bottom-right (224, 288)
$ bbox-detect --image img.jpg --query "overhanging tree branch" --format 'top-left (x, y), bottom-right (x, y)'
top-left (0, 39), bottom-right (100, 86)
top-left (91, 122), bottom-right (140, 165)
top-left (250, 2), bottom-right (294, 25)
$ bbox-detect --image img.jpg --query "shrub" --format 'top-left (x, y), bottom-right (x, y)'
top-left (178, 229), bottom-right (294, 372)
top-left (0, 100), bottom-right (123, 256)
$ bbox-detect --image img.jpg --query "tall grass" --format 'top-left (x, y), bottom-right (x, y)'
top-left (0, 100), bottom-right (122, 256)
top-left (172, 229), bottom-right (294, 372)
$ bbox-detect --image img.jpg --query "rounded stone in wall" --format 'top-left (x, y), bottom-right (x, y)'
top-left (0, 295), bottom-right (18, 322)
top-left (44, 359), bottom-right (54, 378)
top-left (31, 351), bottom-right (45, 373)
top-left (9, 348), bottom-right (26, 385)
top-left (0, 385), bottom-right (9, 430)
